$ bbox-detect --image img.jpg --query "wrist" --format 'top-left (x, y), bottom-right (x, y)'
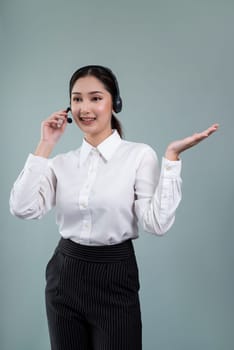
top-left (34, 140), bottom-right (55, 158)
top-left (164, 149), bottom-right (180, 161)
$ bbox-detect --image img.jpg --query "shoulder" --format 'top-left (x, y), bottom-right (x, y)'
top-left (120, 139), bottom-right (158, 159)
top-left (49, 148), bottom-right (81, 168)
top-left (115, 140), bottom-right (159, 170)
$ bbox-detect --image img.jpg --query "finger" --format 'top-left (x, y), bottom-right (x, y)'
top-left (57, 117), bottom-right (69, 129)
top-left (45, 117), bottom-right (66, 129)
top-left (208, 124), bottom-right (219, 134)
top-left (53, 110), bottom-right (69, 116)
top-left (50, 115), bottom-right (67, 124)
top-left (57, 119), bottom-right (64, 128)
top-left (192, 125), bottom-right (218, 140)
top-left (56, 110), bottom-right (70, 121)
top-left (47, 111), bottom-right (68, 122)
top-left (201, 124), bottom-right (219, 136)
top-left (189, 133), bottom-right (207, 143)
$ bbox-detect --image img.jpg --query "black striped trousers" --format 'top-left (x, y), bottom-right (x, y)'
top-left (45, 238), bottom-right (142, 350)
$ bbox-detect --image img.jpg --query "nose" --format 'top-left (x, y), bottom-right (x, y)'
top-left (80, 100), bottom-right (91, 115)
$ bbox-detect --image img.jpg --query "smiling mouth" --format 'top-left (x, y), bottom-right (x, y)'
top-left (79, 117), bottom-right (97, 121)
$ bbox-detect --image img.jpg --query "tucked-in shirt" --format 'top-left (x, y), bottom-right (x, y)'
top-left (9, 130), bottom-right (182, 246)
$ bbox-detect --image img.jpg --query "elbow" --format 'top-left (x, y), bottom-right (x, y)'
top-left (9, 204), bottom-right (22, 218)
top-left (10, 207), bottom-right (41, 220)
top-left (142, 211), bottom-right (175, 236)
top-left (9, 200), bottom-right (43, 220)
top-left (143, 221), bottom-right (173, 236)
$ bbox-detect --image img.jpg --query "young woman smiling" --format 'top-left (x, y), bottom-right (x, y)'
top-left (10, 65), bottom-right (218, 350)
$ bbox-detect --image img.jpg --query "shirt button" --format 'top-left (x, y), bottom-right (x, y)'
top-left (165, 165), bottom-right (171, 171)
top-left (80, 202), bottom-right (88, 209)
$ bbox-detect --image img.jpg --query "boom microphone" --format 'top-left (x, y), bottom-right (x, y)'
top-left (66, 107), bottom-right (73, 123)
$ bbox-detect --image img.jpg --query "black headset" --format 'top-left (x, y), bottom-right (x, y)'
top-left (66, 65), bottom-right (122, 123)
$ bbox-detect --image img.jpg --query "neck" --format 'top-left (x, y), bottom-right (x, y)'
top-left (84, 129), bottom-right (113, 147)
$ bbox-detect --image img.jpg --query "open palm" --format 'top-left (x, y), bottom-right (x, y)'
top-left (165, 124), bottom-right (219, 160)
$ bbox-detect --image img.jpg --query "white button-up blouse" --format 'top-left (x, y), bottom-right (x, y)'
top-left (9, 130), bottom-right (182, 246)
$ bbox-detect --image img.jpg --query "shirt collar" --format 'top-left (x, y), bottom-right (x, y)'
top-left (79, 130), bottom-right (122, 166)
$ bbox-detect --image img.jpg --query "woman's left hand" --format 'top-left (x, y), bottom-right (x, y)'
top-left (165, 123), bottom-right (219, 161)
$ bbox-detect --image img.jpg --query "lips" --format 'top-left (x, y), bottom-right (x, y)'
top-left (79, 117), bottom-right (96, 121)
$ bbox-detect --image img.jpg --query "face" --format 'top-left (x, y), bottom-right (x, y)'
top-left (70, 75), bottom-right (113, 145)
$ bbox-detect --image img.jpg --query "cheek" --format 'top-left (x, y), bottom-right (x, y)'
top-left (70, 104), bottom-right (78, 114)
top-left (70, 106), bottom-right (81, 125)
top-left (97, 101), bottom-right (113, 115)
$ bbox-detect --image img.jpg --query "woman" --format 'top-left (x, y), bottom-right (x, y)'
top-left (9, 65), bottom-right (218, 350)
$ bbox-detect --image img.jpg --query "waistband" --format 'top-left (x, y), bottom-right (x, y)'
top-left (56, 238), bottom-right (135, 262)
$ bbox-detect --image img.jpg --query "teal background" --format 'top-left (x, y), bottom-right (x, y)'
top-left (1, 0), bottom-right (233, 349)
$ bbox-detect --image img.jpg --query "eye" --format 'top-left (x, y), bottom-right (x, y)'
top-left (91, 96), bottom-right (102, 102)
top-left (72, 97), bottom-right (82, 102)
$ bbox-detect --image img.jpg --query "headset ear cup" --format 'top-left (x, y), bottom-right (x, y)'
top-left (114, 96), bottom-right (122, 113)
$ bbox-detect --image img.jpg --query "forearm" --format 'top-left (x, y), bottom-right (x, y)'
top-left (164, 147), bottom-right (180, 161)
top-left (34, 140), bottom-right (56, 158)
top-left (141, 157), bottom-right (182, 235)
top-left (9, 154), bottom-right (55, 219)
top-left (134, 146), bottom-right (182, 235)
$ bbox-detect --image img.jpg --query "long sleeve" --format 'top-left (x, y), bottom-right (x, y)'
top-left (9, 131), bottom-right (182, 245)
top-left (9, 154), bottom-right (57, 219)
top-left (134, 147), bottom-right (182, 235)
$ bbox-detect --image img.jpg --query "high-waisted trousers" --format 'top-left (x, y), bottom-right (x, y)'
top-left (45, 238), bottom-right (142, 350)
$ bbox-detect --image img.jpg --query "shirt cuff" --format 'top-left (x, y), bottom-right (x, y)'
top-left (24, 153), bottom-right (50, 173)
top-left (161, 157), bottom-right (182, 178)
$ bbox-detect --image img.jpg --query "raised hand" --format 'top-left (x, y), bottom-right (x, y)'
top-left (165, 124), bottom-right (219, 161)
top-left (34, 109), bottom-right (70, 158)
top-left (40, 109), bottom-right (69, 145)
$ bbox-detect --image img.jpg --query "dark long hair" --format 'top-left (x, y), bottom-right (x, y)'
top-left (69, 66), bottom-right (123, 138)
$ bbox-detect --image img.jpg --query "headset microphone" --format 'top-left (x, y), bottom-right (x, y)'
top-left (66, 107), bottom-right (73, 124)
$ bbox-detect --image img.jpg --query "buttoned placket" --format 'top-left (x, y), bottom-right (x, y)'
top-left (79, 148), bottom-right (100, 243)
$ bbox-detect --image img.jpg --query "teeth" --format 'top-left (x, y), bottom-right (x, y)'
top-left (80, 117), bottom-right (96, 121)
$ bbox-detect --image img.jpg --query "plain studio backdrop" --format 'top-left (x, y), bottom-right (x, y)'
top-left (1, 0), bottom-right (233, 349)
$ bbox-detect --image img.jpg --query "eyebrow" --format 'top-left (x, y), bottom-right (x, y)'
top-left (72, 91), bottom-right (104, 95)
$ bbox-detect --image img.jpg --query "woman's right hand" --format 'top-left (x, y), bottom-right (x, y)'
top-left (40, 109), bottom-right (69, 145)
top-left (34, 109), bottom-right (69, 158)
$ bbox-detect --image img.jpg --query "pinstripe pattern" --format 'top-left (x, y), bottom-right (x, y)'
top-left (45, 238), bottom-right (142, 350)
